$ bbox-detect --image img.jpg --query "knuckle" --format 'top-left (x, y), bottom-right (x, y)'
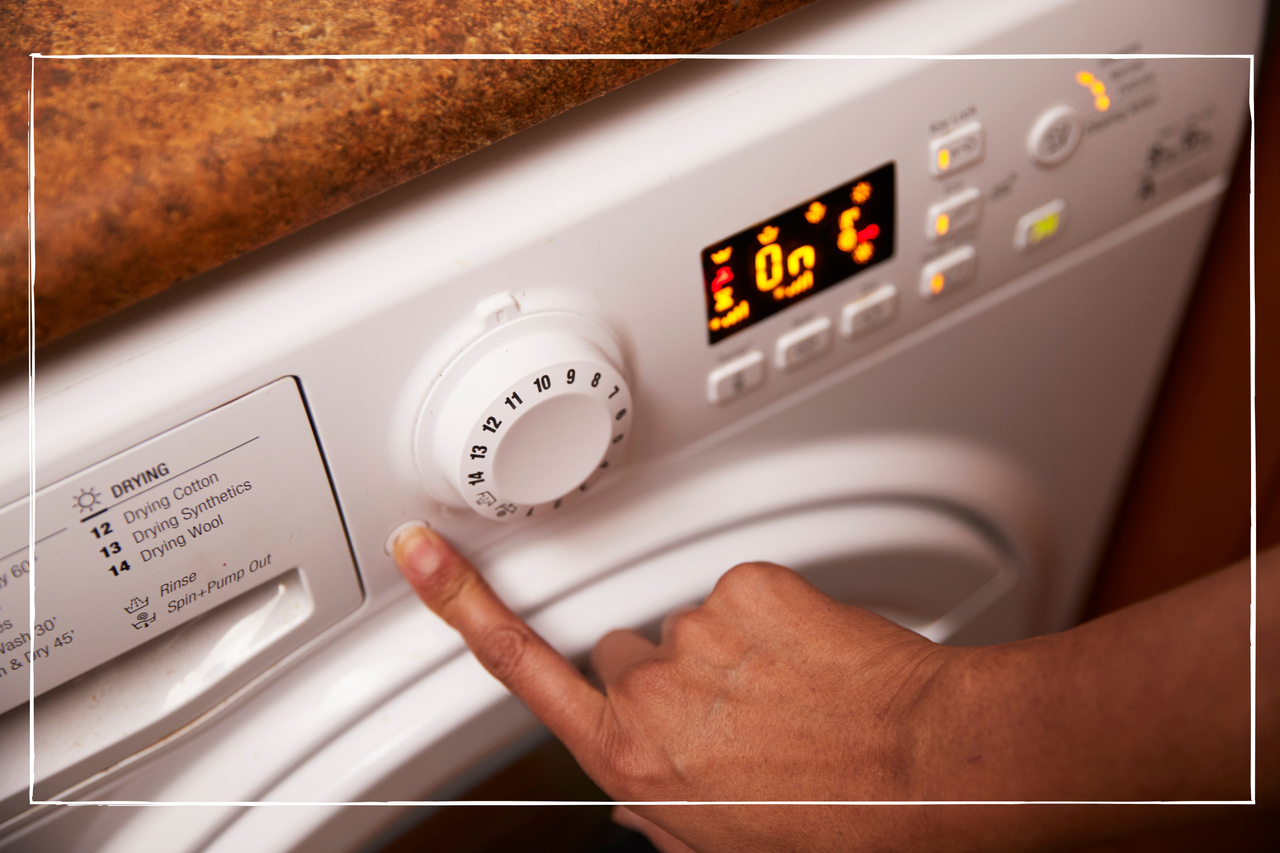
top-left (716, 560), bottom-right (793, 601)
top-left (596, 627), bottom-right (638, 650)
top-left (472, 623), bottom-right (535, 685)
top-left (613, 658), bottom-right (666, 699)
top-left (666, 608), bottom-right (713, 649)
top-left (597, 729), bottom-right (670, 800)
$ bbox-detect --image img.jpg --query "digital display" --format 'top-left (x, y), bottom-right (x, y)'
top-left (701, 161), bottom-right (895, 344)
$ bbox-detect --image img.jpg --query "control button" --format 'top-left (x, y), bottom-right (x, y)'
top-left (925, 187), bottom-right (983, 241)
top-left (841, 284), bottom-right (898, 340)
top-left (920, 245), bottom-right (977, 300)
top-left (707, 350), bottom-right (765, 404)
top-left (929, 121), bottom-right (984, 177)
top-left (1027, 105), bottom-right (1083, 166)
top-left (774, 316), bottom-right (833, 371)
top-left (1014, 199), bottom-right (1067, 251)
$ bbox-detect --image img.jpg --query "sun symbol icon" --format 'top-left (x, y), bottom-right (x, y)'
top-left (73, 487), bottom-right (102, 514)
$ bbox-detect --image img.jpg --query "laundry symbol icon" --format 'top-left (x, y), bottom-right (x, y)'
top-left (73, 487), bottom-right (102, 514)
top-left (124, 596), bottom-right (149, 615)
top-left (131, 611), bottom-right (156, 629)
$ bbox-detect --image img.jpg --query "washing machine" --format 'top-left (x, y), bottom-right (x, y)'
top-left (0, 0), bottom-right (1263, 850)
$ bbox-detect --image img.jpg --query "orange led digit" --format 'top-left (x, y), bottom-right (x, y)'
top-left (787, 245), bottom-right (815, 276)
top-left (755, 243), bottom-right (784, 291)
top-left (701, 161), bottom-right (896, 344)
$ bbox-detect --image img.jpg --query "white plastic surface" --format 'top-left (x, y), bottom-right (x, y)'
top-left (0, 379), bottom-right (362, 823)
top-left (840, 284), bottom-right (900, 339)
top-left (413, 311), bottom-right (632, 519)
top-left (1027, 104), bottom-right (1085, 166)
top-left (0, 378), bottom-right (358, 714)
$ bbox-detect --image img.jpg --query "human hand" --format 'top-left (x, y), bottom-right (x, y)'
top-left (392, 523), bottom-right (961, 852)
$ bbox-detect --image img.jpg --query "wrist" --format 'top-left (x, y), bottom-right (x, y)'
top-left (894, 640), bottom-right (982, 801)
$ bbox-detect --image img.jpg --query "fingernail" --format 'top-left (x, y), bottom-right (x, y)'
top-left (391, 523), bottom-right (444, 580)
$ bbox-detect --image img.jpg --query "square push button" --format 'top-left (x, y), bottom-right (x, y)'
top-left (920, 245), bottom-right (977, 300)
top-left (1014, 199), bottom-right (1067, 251)
top-left (774, 316), bottom-right (833, 371)
top-left (841, 284), bottom-right (898, 340)
top-left (926, 187), bottom-right (983, 241)
top-left (929, 121), bottom-right (984, 177)
top-left (707, 350), bottom-right (765, 405)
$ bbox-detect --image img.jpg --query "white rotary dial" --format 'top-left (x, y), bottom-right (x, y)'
top-left (415, 315), bottom-right (632, 522)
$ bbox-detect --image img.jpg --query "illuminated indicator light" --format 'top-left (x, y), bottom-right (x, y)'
top-left (804, 201), bottom-right (827, 223)
top-left (857, 223), bottom-right (880, 241)
top-left (853, 242), bottom-right (874, 264)
top-left (787, 245), bottom-right (816, 276)
top-left (710, 299), bottom-right (750, 331)
top-left (929, 272), bottom-right (945, 294)
top-left (1030, 211), bottom-right (1060, 244)
top-left (757, 225), bottom-right (780, 245)
top-left (755, 243), bottom-right (784, 291)
top-left (713, 286), bottom-right (735, 313)
top-left (851, 182), bottom-right (872, 203)
top-left (711, 266), bottom-right (733, 290)
top-left (1076, 70), bottom-right (1110, 112)
top-left (775, 273), bottom-right (816, 300)
top-left (937, 148), bottom-right (951, 171)
top-left (837, 207), bottom-right (861, 252)
top-left (711, 247), bottom-right (733, 264)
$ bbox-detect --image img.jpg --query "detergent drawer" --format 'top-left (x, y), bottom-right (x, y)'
top-left (0, 377), bottom-right (362, 819)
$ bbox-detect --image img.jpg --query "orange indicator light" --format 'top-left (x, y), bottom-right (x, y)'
top-left (851, 182), bottom-right (872, 203)
top-left (937, 148), bottom-right (951, 171)
top-left (711, 246), bottom-right (733, 264)
top-left (1076, 69), bottom-right (1110, 112)
top-left (935, 213), bottom-right (950, 235)
top-left (713, 285), bottom-right (735, 313)
top-left (930, 272), bottom-right (945, 295)
top-left (804, 201), bottom-right (827, 223)
top-left (710, 298), bottom-right (750, 332)
top-left (757, 225), bottom-right (780, 245)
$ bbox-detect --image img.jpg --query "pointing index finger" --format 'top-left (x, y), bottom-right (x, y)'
top-left (392, 523), bottom-right (607, 757)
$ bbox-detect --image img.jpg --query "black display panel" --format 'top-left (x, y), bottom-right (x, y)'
top-left (701, 161), bottom-right (895, 344)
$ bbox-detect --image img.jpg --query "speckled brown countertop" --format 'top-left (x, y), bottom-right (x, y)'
top-left (0, 0), bottom-right (815, 364)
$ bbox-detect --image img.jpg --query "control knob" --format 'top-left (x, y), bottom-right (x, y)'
top-left (415, 313), bottom-right (632, 522)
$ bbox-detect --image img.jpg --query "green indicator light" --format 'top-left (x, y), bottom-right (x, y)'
top-left (1031, 211), bottom-right (1060, 243)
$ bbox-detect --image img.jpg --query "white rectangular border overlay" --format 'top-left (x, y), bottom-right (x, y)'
top-left (24, 51), bottom-right (1257, 809)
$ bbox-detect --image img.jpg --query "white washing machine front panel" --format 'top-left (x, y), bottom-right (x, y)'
top-left (0, 0), bottom-right (1262, 849)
